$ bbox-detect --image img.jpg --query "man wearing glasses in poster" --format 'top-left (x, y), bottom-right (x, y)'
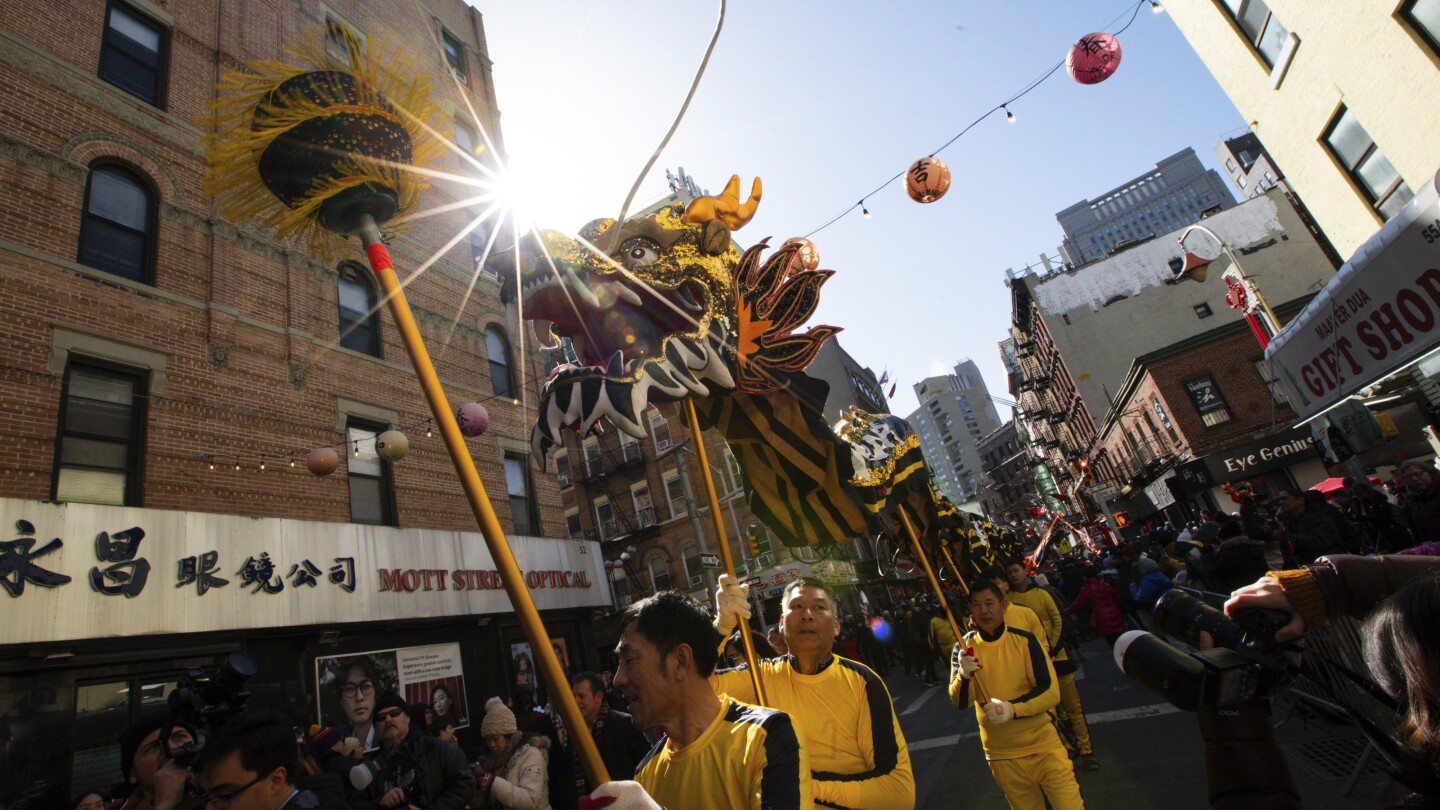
top-left (192, 711), bottom-right (343, 810)
top-left (336, 658), bottom-right (382, 752)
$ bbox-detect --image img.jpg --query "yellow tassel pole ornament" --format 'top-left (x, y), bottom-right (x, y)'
top-left (204, 28), bottom-right (609, 789)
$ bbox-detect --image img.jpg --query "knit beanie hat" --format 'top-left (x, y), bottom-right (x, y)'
top-left (481, 696), bottom-right (518, 737)
top-left (119, 711), bottom-right (168, 780)
top-left (373, 691), bottom-right (407, 719)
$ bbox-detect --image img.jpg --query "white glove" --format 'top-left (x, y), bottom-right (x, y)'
top-left (951, 645), bottom-right (981, 681)
top-left (713, 574), bottom-right (752, 637)
top-left (582, 779), bottom-right (663, 810)
top-left (983, 698), bottom-right (1015, 724)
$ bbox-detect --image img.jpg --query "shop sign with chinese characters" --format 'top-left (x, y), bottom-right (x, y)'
top-left (0, 497), bottom-right (606, 645)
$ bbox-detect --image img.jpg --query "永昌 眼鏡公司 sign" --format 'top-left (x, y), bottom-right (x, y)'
top-left (1266, 169), bottom-right (1440, 419)
top-left (0, 497), bottom-right (607, 646)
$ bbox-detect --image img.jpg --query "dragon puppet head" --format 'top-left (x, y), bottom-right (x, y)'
top-left (505, 176), bottom-right (841, 462)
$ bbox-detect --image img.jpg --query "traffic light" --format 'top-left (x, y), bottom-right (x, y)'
top-left (1077, 458), bottom-right (1093, 482)
top-left (745, 534), bottom-right (761, 558)
top-left (1114, 511), bottom-right (1130, 528)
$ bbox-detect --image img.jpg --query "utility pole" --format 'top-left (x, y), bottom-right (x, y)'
top-left (672, 446), bottom-right (720, 597)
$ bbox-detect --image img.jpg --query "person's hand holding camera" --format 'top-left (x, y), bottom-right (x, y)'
top-left (1224, 576), bottom-right (1306, 642)
top-left (150, 760), bottom-right (191, 810)
top-left (379, 787), bottom-right (407, 809)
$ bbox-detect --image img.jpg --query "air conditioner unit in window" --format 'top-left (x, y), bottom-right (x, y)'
top-left (689, 575), bottom-right (703, 588)
top-left (655, 436), bottom-right (671, 450)
top-left (756, 552), bottom-right (776, 568)
top-left (558, 472), bottom-right (571, 488)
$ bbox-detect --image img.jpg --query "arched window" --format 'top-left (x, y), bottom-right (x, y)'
top-left (337, 263), bottom-right (381, 357)
top-left (78, 163), bottom-right (155, 283)
top-left (648, 554), bottom-right (672, 593)
top-left (486, 326), bottom-right (513, 397)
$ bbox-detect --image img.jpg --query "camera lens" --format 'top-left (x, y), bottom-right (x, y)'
top-left (1154, 590), bottom-right (1246, 650)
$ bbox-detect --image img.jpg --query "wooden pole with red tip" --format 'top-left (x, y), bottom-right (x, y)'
top-left (356, 215), bottom-right (608, 790)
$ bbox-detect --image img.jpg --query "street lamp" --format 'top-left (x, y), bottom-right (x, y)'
top-left (1169, 223), bottom-right (1282, 347)
top-left (605, 545), bottom-right (639, 604)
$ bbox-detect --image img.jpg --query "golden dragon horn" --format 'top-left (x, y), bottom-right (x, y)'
top-left (683, 174), bottom-right (762, 230)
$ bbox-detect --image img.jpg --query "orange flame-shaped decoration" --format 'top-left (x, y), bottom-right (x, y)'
top-left (733, 238), bottom-right (840, 393)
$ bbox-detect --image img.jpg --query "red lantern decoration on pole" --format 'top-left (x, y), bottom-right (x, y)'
top-left (1066, 32), bottom-right (1122, 85)
top-left (905, 156), bottom-right (951, 204)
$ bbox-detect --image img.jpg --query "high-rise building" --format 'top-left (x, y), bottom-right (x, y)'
top-left (906, 360), bottom-right (1003, 504)
top-left (1056, 147), bottom-right (1237, 267)
top-left (1163, 1), bottom-right (1440, 257)
top-left (0, 2), bottom-right (608, 802)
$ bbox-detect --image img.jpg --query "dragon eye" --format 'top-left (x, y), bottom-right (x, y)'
top-left (621, 238), bottom-right (660, 268)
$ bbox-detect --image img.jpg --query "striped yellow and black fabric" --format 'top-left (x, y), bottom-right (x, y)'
top-left (700, 376), bottom-right (872, 548)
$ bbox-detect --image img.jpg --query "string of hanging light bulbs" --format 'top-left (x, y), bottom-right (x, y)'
top-left (805, 0), bottom-right (1161, 238)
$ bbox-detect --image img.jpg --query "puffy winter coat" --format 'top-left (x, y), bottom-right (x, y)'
top-left (1129, 558), bottom-right (1172, 609)
top-left (1068, 578), bottom-right (1126, 636)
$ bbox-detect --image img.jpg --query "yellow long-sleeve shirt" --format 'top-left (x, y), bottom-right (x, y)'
top-left (947, 625), bottom-right (1063, 760)
top-left (1007, 586), bottom-right (1067, 661)
top-left (635, 695), bottom-right (813, 810)
top-left (712, 655), bottom-right (915, 810)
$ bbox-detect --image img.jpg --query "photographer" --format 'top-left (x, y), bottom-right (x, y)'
top-left (1221, 554), bottom-right (1440, 804)
top-left (349, 693), bottom-right (473, 810)
top-left (115, 713), bottom-right (200, 810)
top-left (191, 710), bottom-right (348, 810)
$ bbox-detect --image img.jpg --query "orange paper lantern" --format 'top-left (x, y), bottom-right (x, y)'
top-left (905, 157), bottom-right (951, 204)
top-left (306, 447), bottom-right (340, 476)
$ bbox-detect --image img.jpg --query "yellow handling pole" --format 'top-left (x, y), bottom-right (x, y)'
top-left (938, 540), bottom-right (970, 600)
top-left (897, 508), bottom-right (965, 649)
top-left (358, 218), bottom-right (608, 789)
top-left (682, 398), bottom-right (768, 705)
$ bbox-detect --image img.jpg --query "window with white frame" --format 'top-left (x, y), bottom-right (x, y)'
top-left (620, 430), bottom-right (641, 462)
top-left (663, 472), bottom-right (688, 518)
top-left (632, 483), bottom-right (655, 528)
top-left (555, 452), bottom-right (572, 488)
top-left (648, 554), bottom-right (672, 592)
top-left (594, 497), bottom-right (615, 541)
top-left (583, 436), bottom-right (602, 478)
top-left (682, 544), bottom-right (703, 587)
top-left (649, 410), bottom-right (672, 450)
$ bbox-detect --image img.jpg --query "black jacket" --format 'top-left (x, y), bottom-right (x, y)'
top-left (351, 731), bottom-right (474, 810)
top-left (1205, 535), bottom-right (1269, 594)
top-left (549, 708), bottom-right (652, 809)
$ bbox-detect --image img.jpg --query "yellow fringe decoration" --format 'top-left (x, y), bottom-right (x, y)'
top-left (203, 27), bottom-right (449, 259)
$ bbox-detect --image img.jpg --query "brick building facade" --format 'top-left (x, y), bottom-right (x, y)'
top-left (0, 1), bottom-right (608, 803)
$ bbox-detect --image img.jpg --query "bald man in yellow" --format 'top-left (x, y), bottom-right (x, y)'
top-left (712, 576), bottom-right (915, 810)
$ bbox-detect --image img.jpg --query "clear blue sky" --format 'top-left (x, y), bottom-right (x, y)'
top-left (470, 0), bottom-right (1245, 417)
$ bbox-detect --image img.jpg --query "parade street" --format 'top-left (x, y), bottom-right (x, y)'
top-left (893, 637), bottom-right (1396, 809)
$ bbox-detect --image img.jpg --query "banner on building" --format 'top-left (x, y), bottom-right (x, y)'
top-left (315, 643), bottom-right (469, 746)
top-left (1266, 170), bottom-right (1440, 419)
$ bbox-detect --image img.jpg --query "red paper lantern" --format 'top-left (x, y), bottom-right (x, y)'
top-left (905, 157), bottom-right (951, 204)
top-left (456, 402), bottom-right (490, 437)
top-left (306, 447), bottom-right (339, 477)
top-left (1067, 32), bottom-right (1122, 85)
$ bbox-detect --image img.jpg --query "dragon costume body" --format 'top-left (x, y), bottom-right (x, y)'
top-left (507, 177), bottom-right (1019, 584)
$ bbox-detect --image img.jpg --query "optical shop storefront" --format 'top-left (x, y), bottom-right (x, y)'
top-left (1168, 425), bottom-right (1330, 513)
top-left (0, 497), bottom-right (608, 807)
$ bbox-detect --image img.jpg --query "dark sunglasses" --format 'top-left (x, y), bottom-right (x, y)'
top-left (375, 708), bottom-right (405, 721)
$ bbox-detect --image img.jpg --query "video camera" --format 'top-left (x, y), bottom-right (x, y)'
top-left (164, 652), bottom-right (258, 766)
top-left (349, 743), bottom-right (427, 806)
top-left (1114, 589), bottom-right (1299, 711)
